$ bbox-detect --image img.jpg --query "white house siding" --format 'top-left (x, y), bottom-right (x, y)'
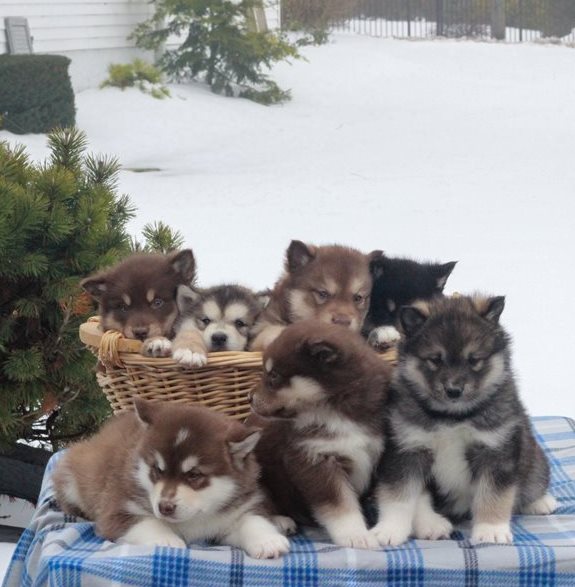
top-left (0, 0), bottom-right (155, 90)
top-left (0, 1), bottom-right (281, 91)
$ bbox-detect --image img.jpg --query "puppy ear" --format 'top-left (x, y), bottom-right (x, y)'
top-left (286, 240), bottom-right (316, 273)
top-left (169, 249), bottom-right (196, 283)
top-left (305, 338), bottom-right (340, 364)
top-left (435, 261), bottom-right (457, 291)
top-left (176, 285), bottom-right (201, 313)
top-left (399, 306), bottom-right (428, 337)
top-left (369, 253), bottom-right (386, 279)
top-left (227, 426), bottom-right (261, 463)
top-left (367, 249), bottom-right (384, 263)
top-left (81, 274), bottom-right (108, 301)
top-left (255, 289), bottom-right (271, 309)
top-left (477, 296), bottom-right (505, 324)
top-left (134, 398), bottom-right (156, 425)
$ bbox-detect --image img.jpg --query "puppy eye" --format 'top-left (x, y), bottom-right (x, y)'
top-left (120, 304), bottom-right (130, 312)
top-left (186, 469), bottom-right (204, 482)
top-left (235, 319), bottom-right (247, 329)
top-left (353, 293), bottom-right (364, 304)
top-left (315, 289), bottom-right (329, 300)
top-left (201, 317), bottom-right (211, 325)
top-left (151, 464), bottom-right (163, 477)
top-left (151, 298), bottom-right (164, 309)
top-left (468, 356), bottom-right (484, 370)
top-left (426, 355), bottom-right (443, 369)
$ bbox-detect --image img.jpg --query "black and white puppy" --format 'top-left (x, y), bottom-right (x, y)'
top-left (363, 257), bottom-right (456, 350)
top-left (371, 295), bottom-right (555, 546)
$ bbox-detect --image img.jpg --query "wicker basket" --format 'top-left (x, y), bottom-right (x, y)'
top-left (79, 317), bottom-right (397, 421)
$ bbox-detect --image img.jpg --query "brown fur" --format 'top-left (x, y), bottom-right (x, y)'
top-left (250, 241), bottom-right (383, 351)
top-left (53, 401), bottom-right (263, 542)
top-left (248, 320), bottom-right (391, 549)
top-left (81, 250), bottom-right (196, 355)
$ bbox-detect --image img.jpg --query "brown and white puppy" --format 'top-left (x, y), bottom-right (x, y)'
top-left (171, 284), bottom-right (263, 368)
top-left (250, 241), bottom-right (383, 351)
top-left (81, 250), bottom-right (196, 358)
top-left (249, 320), bottom-right (391, 549)
top-left (53, 400), bottom-right (290, 559)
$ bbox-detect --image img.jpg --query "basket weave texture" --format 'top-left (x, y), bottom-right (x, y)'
top-left (80, 317), bottom-right (263, 420)
top-left (79, 317), bottom-right (397, 421)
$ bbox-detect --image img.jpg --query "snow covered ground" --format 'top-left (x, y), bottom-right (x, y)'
top-left (1, 33), bottom-right (575, 580)
top-left (2, 35), bottom-right (574, 420)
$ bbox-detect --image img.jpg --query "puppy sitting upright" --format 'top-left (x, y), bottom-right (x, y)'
top-left (172, 284), bottom-right (263, 367)
top-left (250, 240), bottom-right (383, 351)
top-left (371, 295), bottom-right (556, 547)
top-left (363, 256), bottom-right (456, 351)
top-left (81, 249), bottom-right (196, 358)
top-left (53, 399), bottom-right (290, 559)
top-left (250, 320), bottom-right (391, 549)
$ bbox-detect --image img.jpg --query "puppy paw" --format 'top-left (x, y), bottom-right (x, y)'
top-left (522, 493), bottom-right (557, 515)
top-left (333, 529), bottom-right (380, 550)
top-left (271, 515), bottom-right (297, 536)
top-left (414, 511), bottom-right (453, 541)
top-left (370, 520), bottom-right (411, 547)
top-left (244, 533), bottom-right (290, 559)
top-left (173, 348), bottom-right (208, 368)
top-left (152, 534), bottom-right (187, 549)
top-left (142, 337), bottom-right (172, 358)
top-left (471, 522), bottom-right (513, 544)
top-left (367, 326), bottom-right (401, 351)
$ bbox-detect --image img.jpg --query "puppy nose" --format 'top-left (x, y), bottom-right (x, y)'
top-left (446, 387), bottom-right (463, 399)
top-left (211, 332), bottom-right (228, 347)
top-left (132, 326), bottom-right (149, 341)
top-left (331, 314), bottom-right (352, 327)
top-left (159, 501), bottom-right (176, 517)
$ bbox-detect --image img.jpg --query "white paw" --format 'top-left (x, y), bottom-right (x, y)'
top-left (121, 520), bottom-right (186, 549)
top-left (333, 529), bottom-right (380, 550)
top-left (142, 337), bottom-right (172, 357)
top-left (471, 522), bottom-right (513, 544)
top-left (271, 515), bottom-right (297, 536)
top-left (368, 326), bottom-right (401, 351)
top-left (414, 512), bottom-right (453, 541)
top-left (244, 533), bottom-right (290, 559)
top-left (370, 520), bottom-right (411, 547)
top-left (173, 348), bottom-right (208, 368)
top-left (522, 493), bottom-right (557, 515)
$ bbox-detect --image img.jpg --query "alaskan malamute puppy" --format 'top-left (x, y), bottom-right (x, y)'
top-left (250, 240), bottom-right (383, 351)
top-left (249, 320), bottom-right (391, 549)
top-left (53, 400), bottom-right (290, 559)
top-left (363, 256), bottom-right (456, 351)
top-left (371, 295), bottom-right (556, 546)
top-left (81, 250), bottom-right (196, 358)
top-left (171, 284), bottom-right (262, 368)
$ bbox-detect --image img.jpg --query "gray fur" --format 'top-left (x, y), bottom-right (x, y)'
top-left (376, 295), bottom-right (551, 520)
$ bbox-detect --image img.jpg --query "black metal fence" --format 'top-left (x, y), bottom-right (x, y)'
top-left (283, 1), bottom-right (575, 43)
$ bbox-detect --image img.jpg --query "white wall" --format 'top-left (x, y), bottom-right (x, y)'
top-left (1, 1), bottom-right (282, 91)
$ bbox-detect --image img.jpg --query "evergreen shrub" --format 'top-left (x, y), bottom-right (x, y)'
top-left (0, 55), bottom-right (76, 134)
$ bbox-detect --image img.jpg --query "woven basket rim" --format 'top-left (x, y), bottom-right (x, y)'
top-left (79, 317), bottom-right (263, 368)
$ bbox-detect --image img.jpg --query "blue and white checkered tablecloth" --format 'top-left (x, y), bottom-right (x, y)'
top-left (3, 416), bottom-right (575, 587)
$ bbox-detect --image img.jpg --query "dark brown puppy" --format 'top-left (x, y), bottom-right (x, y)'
top-left (249, 320), bottom-right (391, 549)
top-left (250, 240), bottom-right (383, 351)
top-left (81, 249), bottom-right (195, 357)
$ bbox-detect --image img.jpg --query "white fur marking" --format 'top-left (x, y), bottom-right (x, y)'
top-left (180, 455), bottom-right (199, 473)
top-left (471, 522), bottom-right (513, 544)
top-left (522, 493), bottom-right (557, 515)
top-left (173, 348), bottom-right (208, 368)
top-left (368, 325), bottom-right (401, 349)
top-left (120, 518), bottom-right (186, 548)
top-left (155, 452), bottom-right (166, 472)
top-left (175, 429), bottom-right (190, 446)
top-left (224, 302), bottom-right (250, 322)
top-left (202, 300), bottom-right (222, 321)
top-left (265, 358), bottom-right (273, 373)
top-left (288, 289), bottom-right (315, 321)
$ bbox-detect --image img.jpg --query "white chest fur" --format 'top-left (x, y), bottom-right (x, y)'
top-left (295, 410), bottom-right (383, 494)
top-left (394, 418), bottom-right (514, 515)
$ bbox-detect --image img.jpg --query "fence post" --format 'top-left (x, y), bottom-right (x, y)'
top-left (491, 0), bottom-right (506, 40)
top-left (436, 0), bottom-right (444, 36)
